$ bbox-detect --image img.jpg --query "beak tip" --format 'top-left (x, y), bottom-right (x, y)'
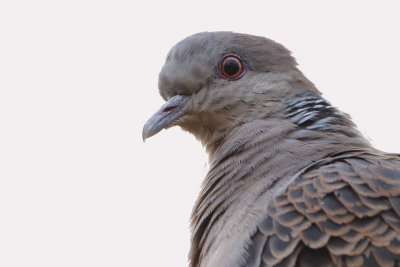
top-left (142, 125), bottom-right (150, 142)
top-left (142, 121), bottom-right (159, 142)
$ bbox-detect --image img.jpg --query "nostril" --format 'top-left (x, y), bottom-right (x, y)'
top-left (163, 106), bottom-right (177, 112)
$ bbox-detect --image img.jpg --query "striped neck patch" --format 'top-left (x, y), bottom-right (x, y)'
top-left (285, 94), bottom-right (349, 131)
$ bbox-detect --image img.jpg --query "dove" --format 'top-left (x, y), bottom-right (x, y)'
top-left (142, 32), bottom-right (400, 267)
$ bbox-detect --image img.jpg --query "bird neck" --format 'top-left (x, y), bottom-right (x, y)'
top-left (285, 93), bottom-right (357, 133)
top-left (190, 98), bottom-right (371, 266)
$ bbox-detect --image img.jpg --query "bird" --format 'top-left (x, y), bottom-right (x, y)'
top-left (142, 32), bottom-right (400, 267)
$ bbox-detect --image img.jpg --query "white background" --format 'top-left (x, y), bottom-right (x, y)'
top-left (1, 1), bottom-right (399, 266)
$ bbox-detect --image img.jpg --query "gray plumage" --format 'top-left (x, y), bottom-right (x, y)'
top-left (142, 32), bottom-right (400, 267)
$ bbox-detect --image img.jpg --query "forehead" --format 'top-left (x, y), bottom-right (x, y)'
top-left (166, 32), bottom-right (222, 66)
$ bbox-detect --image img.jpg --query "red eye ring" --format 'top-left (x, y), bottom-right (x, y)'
top-left (220, 55), bottom-right (245, 80)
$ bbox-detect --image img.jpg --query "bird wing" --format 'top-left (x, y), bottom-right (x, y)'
top-left (244, 150), bottom-right (400, 267)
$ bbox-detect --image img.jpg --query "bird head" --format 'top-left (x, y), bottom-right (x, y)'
top-left (142, 32), bottom-right (319, 149)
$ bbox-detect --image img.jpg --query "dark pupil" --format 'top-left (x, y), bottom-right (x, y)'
top-left (224, 59), bottom-right (239, 76)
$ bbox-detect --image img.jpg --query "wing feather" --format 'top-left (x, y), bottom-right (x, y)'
top-left (244, 151), bottom-right (400, 266)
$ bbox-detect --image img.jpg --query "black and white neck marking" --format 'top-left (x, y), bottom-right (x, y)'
top-left (285, 94), bottom-right (354, 132)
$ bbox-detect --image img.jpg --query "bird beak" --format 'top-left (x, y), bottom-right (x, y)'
top-left (142, 95), bottom-right (190, 141)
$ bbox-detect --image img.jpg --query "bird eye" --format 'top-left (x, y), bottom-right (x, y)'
top-left (220, 55), bottom-right (245, 80)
